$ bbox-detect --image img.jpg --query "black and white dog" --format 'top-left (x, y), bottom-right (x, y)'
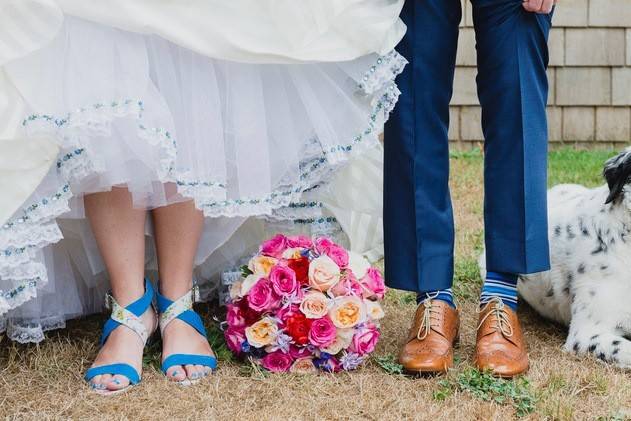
top-left (483, 148), bottom-right (631, 368)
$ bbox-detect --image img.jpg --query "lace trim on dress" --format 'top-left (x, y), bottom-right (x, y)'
top-left (357, 50), bottom-right (408, 95)
top-left (1, 316), bottom-right (67, 344)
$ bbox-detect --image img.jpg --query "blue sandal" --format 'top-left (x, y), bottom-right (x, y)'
top-left (157, 286), bottom-right (217, 385)
top-left (84, 279), bottom-right (156, 395)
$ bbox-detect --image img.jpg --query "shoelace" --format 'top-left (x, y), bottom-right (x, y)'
top-left (416, 295), bottom-right (442, 340)
top-left (476, 297), bottom-right (514, 337)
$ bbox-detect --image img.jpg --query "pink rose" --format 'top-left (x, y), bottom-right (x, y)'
top-left (247, 278), bottom-right (280, 312)
top-left (261, 351), bottom-right (294, 373)
top-left (349, 323), bottom-right (380, 355)
top-left (308, 316), bottom-right (337, 348)
top-left (224, 326), bottom-right (246, 356)
top-left (289, 345), bottom-right (312, 359)
top-left (315, 237), bottom-right (349, 268)
top-left (360, 268), bottom-right (386, 299)
top-left (269, 265), bottom-right (299, 297)
top-left (276, 304), bottom-right (300, 324)
top-left (330, 273), bottom-right (363, 297)
top-left (286, 235), bottom-right (313, 249)
top-left (260, 234), bottom-right (288, 258)
top-left (226, 303), bottom-right (246, 327)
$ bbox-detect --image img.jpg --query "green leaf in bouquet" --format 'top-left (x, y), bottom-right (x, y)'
top-left (240, 265), bottom-right (253, 277)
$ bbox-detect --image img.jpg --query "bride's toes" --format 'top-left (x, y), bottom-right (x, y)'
top-left (107, 374), bottom-right (130, 391)
top-left (166, 366), bottom-right (186, 382)
top-left (185, 364), bottom-right (200, 380)
top-left (195, 364), bottom-right (208, 377)
top-left (97, 374), bottom-right (113, 390)
top-left (89, 375), bottom-right (105, 390)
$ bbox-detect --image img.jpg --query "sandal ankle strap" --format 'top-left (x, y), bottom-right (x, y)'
top-left (100, 278), bottom-right (155, 346)
top-left (156, 285), bottom-right (206, 337)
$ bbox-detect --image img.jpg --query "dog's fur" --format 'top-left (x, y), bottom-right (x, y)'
top-left (482, 148), bottom-right (631, 368)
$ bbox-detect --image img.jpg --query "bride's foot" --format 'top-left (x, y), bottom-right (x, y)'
top-left (162, 317), bottom-right (215, 382)
top-left (88, 309), bottom-right (157, 392)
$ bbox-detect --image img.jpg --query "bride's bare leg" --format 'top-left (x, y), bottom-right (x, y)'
top-left (84, 187), bottom-right (156, 392)
top-left (152, 199), bottom-right (213, 381)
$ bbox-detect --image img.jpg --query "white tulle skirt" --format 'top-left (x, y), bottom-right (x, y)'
top-left (0, 17), bottom-right (405, 343)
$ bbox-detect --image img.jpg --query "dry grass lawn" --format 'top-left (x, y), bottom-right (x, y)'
top-left (1, 149), bottom-right (630, 420)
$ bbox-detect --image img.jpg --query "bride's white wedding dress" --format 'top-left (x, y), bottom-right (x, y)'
top-left (0, 0), bottom-right (406, 343)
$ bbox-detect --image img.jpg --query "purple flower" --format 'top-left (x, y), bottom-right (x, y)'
top-left (339, 352), bottom-right (365, 370)
top-left (267, 332), bottom-right (293, 353)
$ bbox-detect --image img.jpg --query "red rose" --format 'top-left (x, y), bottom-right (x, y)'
top-left (285, 313), bottom-right (312, 346)
top-left (288, 256), bottom-right (310, 285)
top-left (237, 298), bottom-right (261, 325)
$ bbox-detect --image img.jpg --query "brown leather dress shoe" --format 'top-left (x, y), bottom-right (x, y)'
top-left (474, 298), bottom-right (529, 378)
top-left (398, 299), bottom-right (459, 374)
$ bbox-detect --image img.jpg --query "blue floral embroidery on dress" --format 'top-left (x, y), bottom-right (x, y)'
top-left (175, 180), bottom-right (227, 190)
top-left (3, 280), bottom-right (38, 300)
top-left (2, 185), bottom-right (71, 231)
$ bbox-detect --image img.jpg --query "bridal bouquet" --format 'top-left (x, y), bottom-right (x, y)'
top-left (224, 234), bottom-right (386, 373)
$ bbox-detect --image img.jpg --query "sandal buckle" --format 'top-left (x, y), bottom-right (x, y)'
top-left (192, 284), bottom-right (201, 303)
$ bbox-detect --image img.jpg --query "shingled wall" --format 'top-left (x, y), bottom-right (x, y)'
top-left (450, 0), bottom-right (631, 149)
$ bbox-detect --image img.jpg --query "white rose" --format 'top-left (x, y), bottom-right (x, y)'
top-left (241, 274), bottom-right (262, 296)
top-left (299, 291), bottom-right (331, 319)
top-left (282, 247), bottom-right (304, 259)
top-left (348, 251), bottom-right (371, 279)
top-left (365, 300), bottom-right (385, 321)
top-left (308, 255), bottom-right (341, 292)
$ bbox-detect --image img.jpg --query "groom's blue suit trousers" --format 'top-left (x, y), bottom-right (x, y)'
top-left (384, 0), bottom-right (552, 293)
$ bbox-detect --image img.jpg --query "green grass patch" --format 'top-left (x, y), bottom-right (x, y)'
top-left (548, 149), bottom-right (614, 187)
top-left (434, 368), bottom-right (538, 417)
top-left (450, 147), bottom-right (615, 188)
top-left (453, 258), bottom-right (483, 302)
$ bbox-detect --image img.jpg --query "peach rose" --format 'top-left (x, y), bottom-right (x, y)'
top-left (282, 247), bottom-right (304, 259)
top-left (245, 317), bottom-right (279, 348)
top-left (321, 328), bottom-right (354, 355)
top-left (328, 296), bottom-right (366, 329)
top-left (299, 291), bottom-right (331, 319)
top-left (248, 255), bottom-right (278, 276)
top-left (365, 300), bottom-right (385, 321)
top-left (289, 357), bottom-right (317, 374)
top-left (229, 280), bottom-right (243, 300)
top-left (308, 255), bottom-right (341, 292)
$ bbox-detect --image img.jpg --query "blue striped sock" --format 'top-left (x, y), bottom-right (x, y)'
top-left (416, 288), bottom-right (456, 309)
top-left (480, 271), bottom-right (518, 310)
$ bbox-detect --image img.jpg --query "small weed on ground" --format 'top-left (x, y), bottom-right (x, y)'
top-left (374, 355), bottom-right (404, 375)
top-left (434, 368), bottom-right (537, 417)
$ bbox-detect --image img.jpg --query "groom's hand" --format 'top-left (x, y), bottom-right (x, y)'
top-left (522, 0), bottom-right (554, 13)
